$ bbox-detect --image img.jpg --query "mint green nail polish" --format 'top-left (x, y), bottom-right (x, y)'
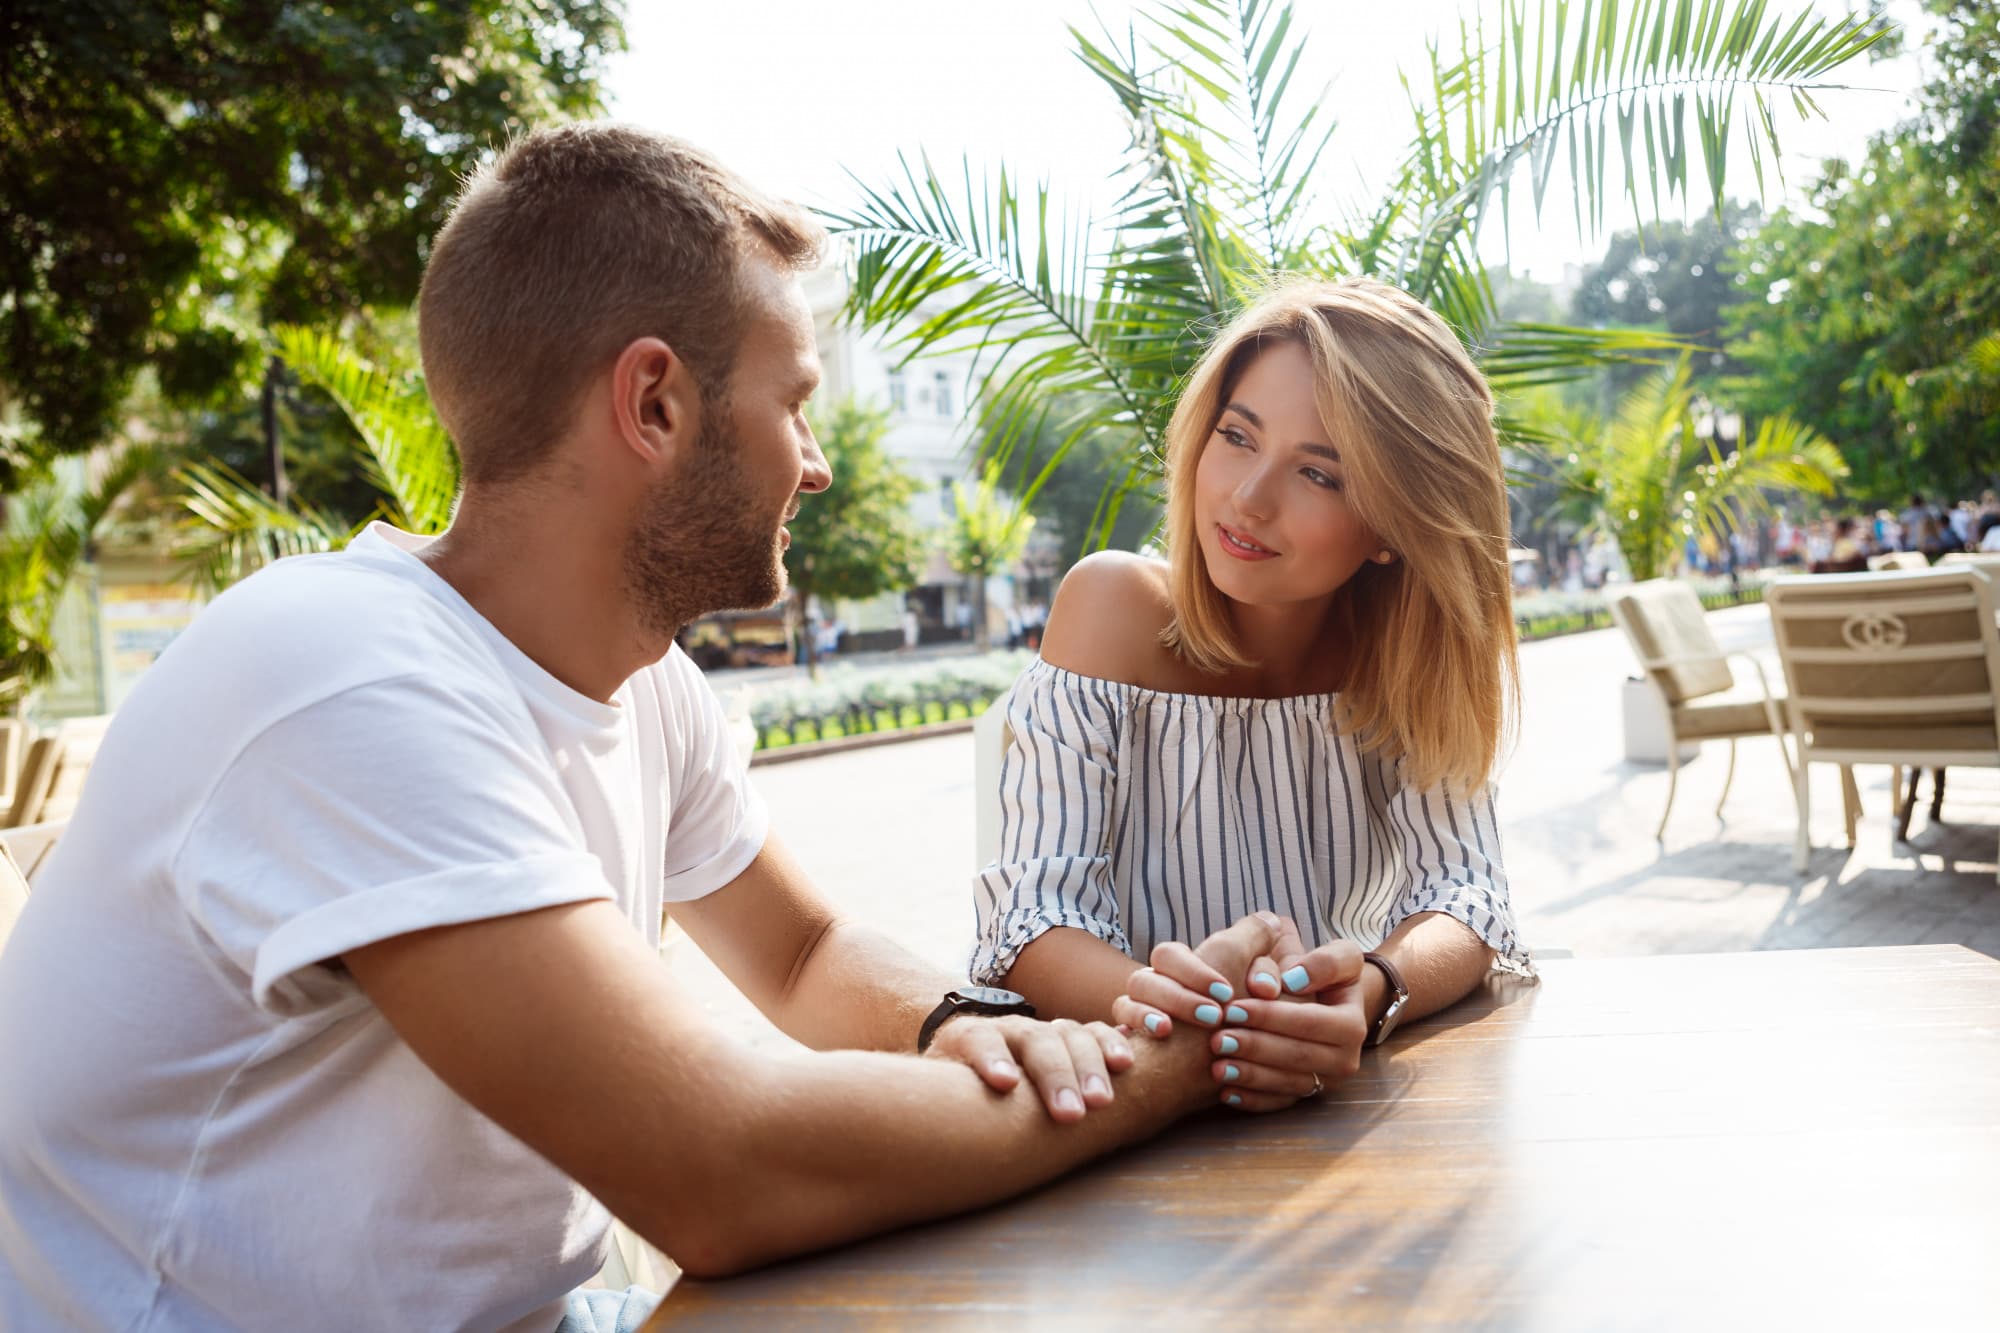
top-left (1143, 1013), bottom-right (1165, 1035)
top-left (1254, 971), bottom-right (1277, 992)
top-left (1194, 1003), bottom-right (1221, 1025)
top-left (1282, 965), bottom-right (1311, 993)
top-left (1225, 1093), bottom-right (1243, 1106)
top-left (1223, 1064), bottom-right (1241, 1082)
top-left (1208, 981), bottom-right (1233, 1003)
top-left (1218, 1034), bottom-right (1239, 1055)
top-left (1225, 1005), bottom-right (1248, 1024)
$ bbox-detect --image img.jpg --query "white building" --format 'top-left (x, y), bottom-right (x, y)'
top-left (802, 264), bottom-right (1044, 646)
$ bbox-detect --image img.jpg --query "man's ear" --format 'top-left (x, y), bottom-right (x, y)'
top-left (611, 336), bottom-right (700, 466)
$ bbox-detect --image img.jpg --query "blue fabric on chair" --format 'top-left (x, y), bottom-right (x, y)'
top-left (556, 1285), bottom-right (660, 1333)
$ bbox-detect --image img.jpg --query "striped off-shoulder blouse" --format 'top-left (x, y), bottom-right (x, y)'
top-left (971, 659), bottom-right (1533, 985)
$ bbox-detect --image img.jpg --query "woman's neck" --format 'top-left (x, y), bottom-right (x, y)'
top-left (1221, 594), bottom-right (1341, 697)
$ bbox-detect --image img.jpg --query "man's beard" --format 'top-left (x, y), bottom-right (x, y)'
top-left (624, 407), bottom-right (790, 639)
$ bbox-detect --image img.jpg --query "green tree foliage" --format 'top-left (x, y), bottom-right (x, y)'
top-left (1569, 200), bottom-right (1766, 406)
top-left (830, 0), bottom-right (1886, 540)
top-left (784, 398), bottom-right (924, 676)
top-left (1527, 354), bottom-right (1847, 581)
top-left (1724, 0), bottom-right (2000, 502)
top-left (1, 448), bottom-right (164, 709)
top-left (177, 325), bottom-right (459, 591)
top-left (1000, 397), bottom-right (1161, 570)
top-left (0, 1), bottom-right (622, 480)
top-left (947, 462), bottom-right (1035, 653)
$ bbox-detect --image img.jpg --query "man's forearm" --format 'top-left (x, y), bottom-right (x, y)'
top-left (1360, 911), bottom-right (1496, 1031)
top-left (770, 917), bottom-right (959, 1052)
top-left (631, 1027), bottom-right (1214, 1278)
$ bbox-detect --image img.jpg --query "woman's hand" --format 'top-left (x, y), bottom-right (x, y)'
top-left (1111, 913), bottom-right (1287, 1039)
top-left (1116, 912), bottom-right (1370, 1112)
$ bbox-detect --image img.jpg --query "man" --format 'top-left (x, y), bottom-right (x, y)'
top-left (0, 125), bottom-right (1343, 1331)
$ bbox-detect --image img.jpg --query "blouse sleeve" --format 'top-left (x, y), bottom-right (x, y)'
top-left (969, 663), bottom-right (1130, 985)
top-left (1383, 771), bottom-right (1535, 975)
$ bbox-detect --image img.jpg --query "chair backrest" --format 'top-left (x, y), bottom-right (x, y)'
top-left (23, 714), bottom-right (111, 827)
top-left (4, 736), bottom-right (61, 829)
top-left (0, 819), bottom-right (67, 884)
top-left (0, 843), bottom-right (27, 960)
top-left (1936, 551), bottom-right (2000, 570)
top-left (0, 718), bottom-right (24, 810)
top-left (1765, 567), bottom-right (2000, 765)
top-left (1608, 580), bottom-right (1734, 704)
top-left (973, 696), bottom-right (1014, 870)
top-left (1868, 551), bottom-right (1930, 572)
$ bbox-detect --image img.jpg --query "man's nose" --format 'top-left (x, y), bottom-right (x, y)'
top-left (799, 427), bottom-right (832, 494)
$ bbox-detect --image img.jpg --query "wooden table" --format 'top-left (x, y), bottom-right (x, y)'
top-left (646, 946), bottom-right (2000, 1329)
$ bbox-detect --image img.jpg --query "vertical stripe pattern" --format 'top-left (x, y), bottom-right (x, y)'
top-left (970, 660), bottom-right (1531, 984)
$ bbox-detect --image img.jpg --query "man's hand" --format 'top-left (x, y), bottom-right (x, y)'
top-left (924, 1015), bottom-right (1135, 1123)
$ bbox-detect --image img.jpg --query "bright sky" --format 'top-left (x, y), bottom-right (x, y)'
top-left (605, 0), bottom-right (1930, 285)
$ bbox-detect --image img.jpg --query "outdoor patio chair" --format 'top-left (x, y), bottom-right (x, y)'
top-left (0, 843), bottom-right (28, 959)
top-left (1765, 566), bottom-right (2000, 875)
top-left (3, 715), bottom-right (110, 829)
top-left (0, 718), bottom-right (24, 814)
top-left (0, 820), bottom-right (67, 884)
top-left (1869, 551), bottom-right (1930, 572)
top-left (1936, 551), bottom-right (2000, 572)
top-left (973, 696), bottom-right (1013, 869)
top-left (1609, 579), bottom-right (1796, 838)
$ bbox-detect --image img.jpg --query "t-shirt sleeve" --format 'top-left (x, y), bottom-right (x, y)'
top-left (970, 663), bottom-right (1129, 985)
top-left (1383, 771), bottom-right (1535, 976)
top-left (655, 651), bottom-right (769, 903)
top-left (173, 674), bottom-right (615, 1017)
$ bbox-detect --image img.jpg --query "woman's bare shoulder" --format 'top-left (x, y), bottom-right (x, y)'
top-left (1038, 552), bottom-right (1177, 687)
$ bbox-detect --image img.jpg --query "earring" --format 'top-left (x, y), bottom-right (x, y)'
top-left (1374, 549), bottom-right (1396, 564)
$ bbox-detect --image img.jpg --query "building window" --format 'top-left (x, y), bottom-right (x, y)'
top-left (887, 368), bottom-right (907, 413)
top-left (934, 370), bottom-right (953, 418)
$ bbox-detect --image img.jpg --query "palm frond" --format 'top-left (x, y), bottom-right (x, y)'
top-left (174, 461), bottom-right (352, 595)
top-left (1384, 0), bottom-right (1891, 334)
top-left (272, 324), bottom-right (459, 533)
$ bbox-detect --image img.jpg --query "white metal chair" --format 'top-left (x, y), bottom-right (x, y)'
top-left (973, 695), bottom-right (1013, 869)
top-left (0, 844), bottom-right (28, 960)
top-left (1609, 580), bottom-right (1795, 838)
top-left (1765, 566), bottom-right (2000, 875)
top-left (3, 715), bottom-right (111, 828)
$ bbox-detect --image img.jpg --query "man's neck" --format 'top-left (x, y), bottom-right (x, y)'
top-left (417, 494), bottom-right (668, 704)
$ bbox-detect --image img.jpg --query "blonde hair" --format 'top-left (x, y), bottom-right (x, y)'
top-left (419, 123), bottom-right (824, 485)
top-left (1160, 275), bottom-right (1519, 793)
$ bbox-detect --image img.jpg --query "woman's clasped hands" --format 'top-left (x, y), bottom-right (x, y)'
top-left (1112, 911), bottom-right (1368, 1112)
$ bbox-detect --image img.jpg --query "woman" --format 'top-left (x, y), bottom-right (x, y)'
top-left (971, 276), bottom-right (1532, 1114)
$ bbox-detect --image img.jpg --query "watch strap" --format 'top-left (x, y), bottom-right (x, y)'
top-left (1362, 952), bottom-right (1411, 1047)
top-left (916, 990), bottom-right (1036, 1053)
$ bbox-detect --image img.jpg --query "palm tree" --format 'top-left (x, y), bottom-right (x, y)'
top-left (829, 0), bottom-right (1887, 539)
top-left (947, 460), bottom-right (1037, 653)
top-left (1526, 354), bottom-right (1846, 581)
top-left (177, 324), bottom-right (459, 592)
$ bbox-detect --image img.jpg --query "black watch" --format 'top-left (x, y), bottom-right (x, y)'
top-left (916, 986), bottom-right (1036, 1053)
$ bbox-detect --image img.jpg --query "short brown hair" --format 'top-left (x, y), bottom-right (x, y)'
top-left (1159, 276), bottom-right (1519, 794)
top-left (418, 122), bottom-right (824, 485)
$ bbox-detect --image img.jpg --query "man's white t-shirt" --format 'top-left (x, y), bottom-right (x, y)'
top-left (0, 525), bottom-right (768, 1332)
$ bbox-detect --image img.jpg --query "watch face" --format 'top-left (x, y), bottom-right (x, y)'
top-left (954, 986), bottom-right (1027, 1007)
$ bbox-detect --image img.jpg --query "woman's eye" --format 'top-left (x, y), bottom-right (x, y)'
top-left (1220, 427), bottom-right (1251, 449)
top-left (1303, 468), bottom-right (1341, 491)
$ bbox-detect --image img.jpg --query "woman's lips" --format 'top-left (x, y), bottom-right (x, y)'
top-left (1216, 523), bottom-right (1279, 561)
